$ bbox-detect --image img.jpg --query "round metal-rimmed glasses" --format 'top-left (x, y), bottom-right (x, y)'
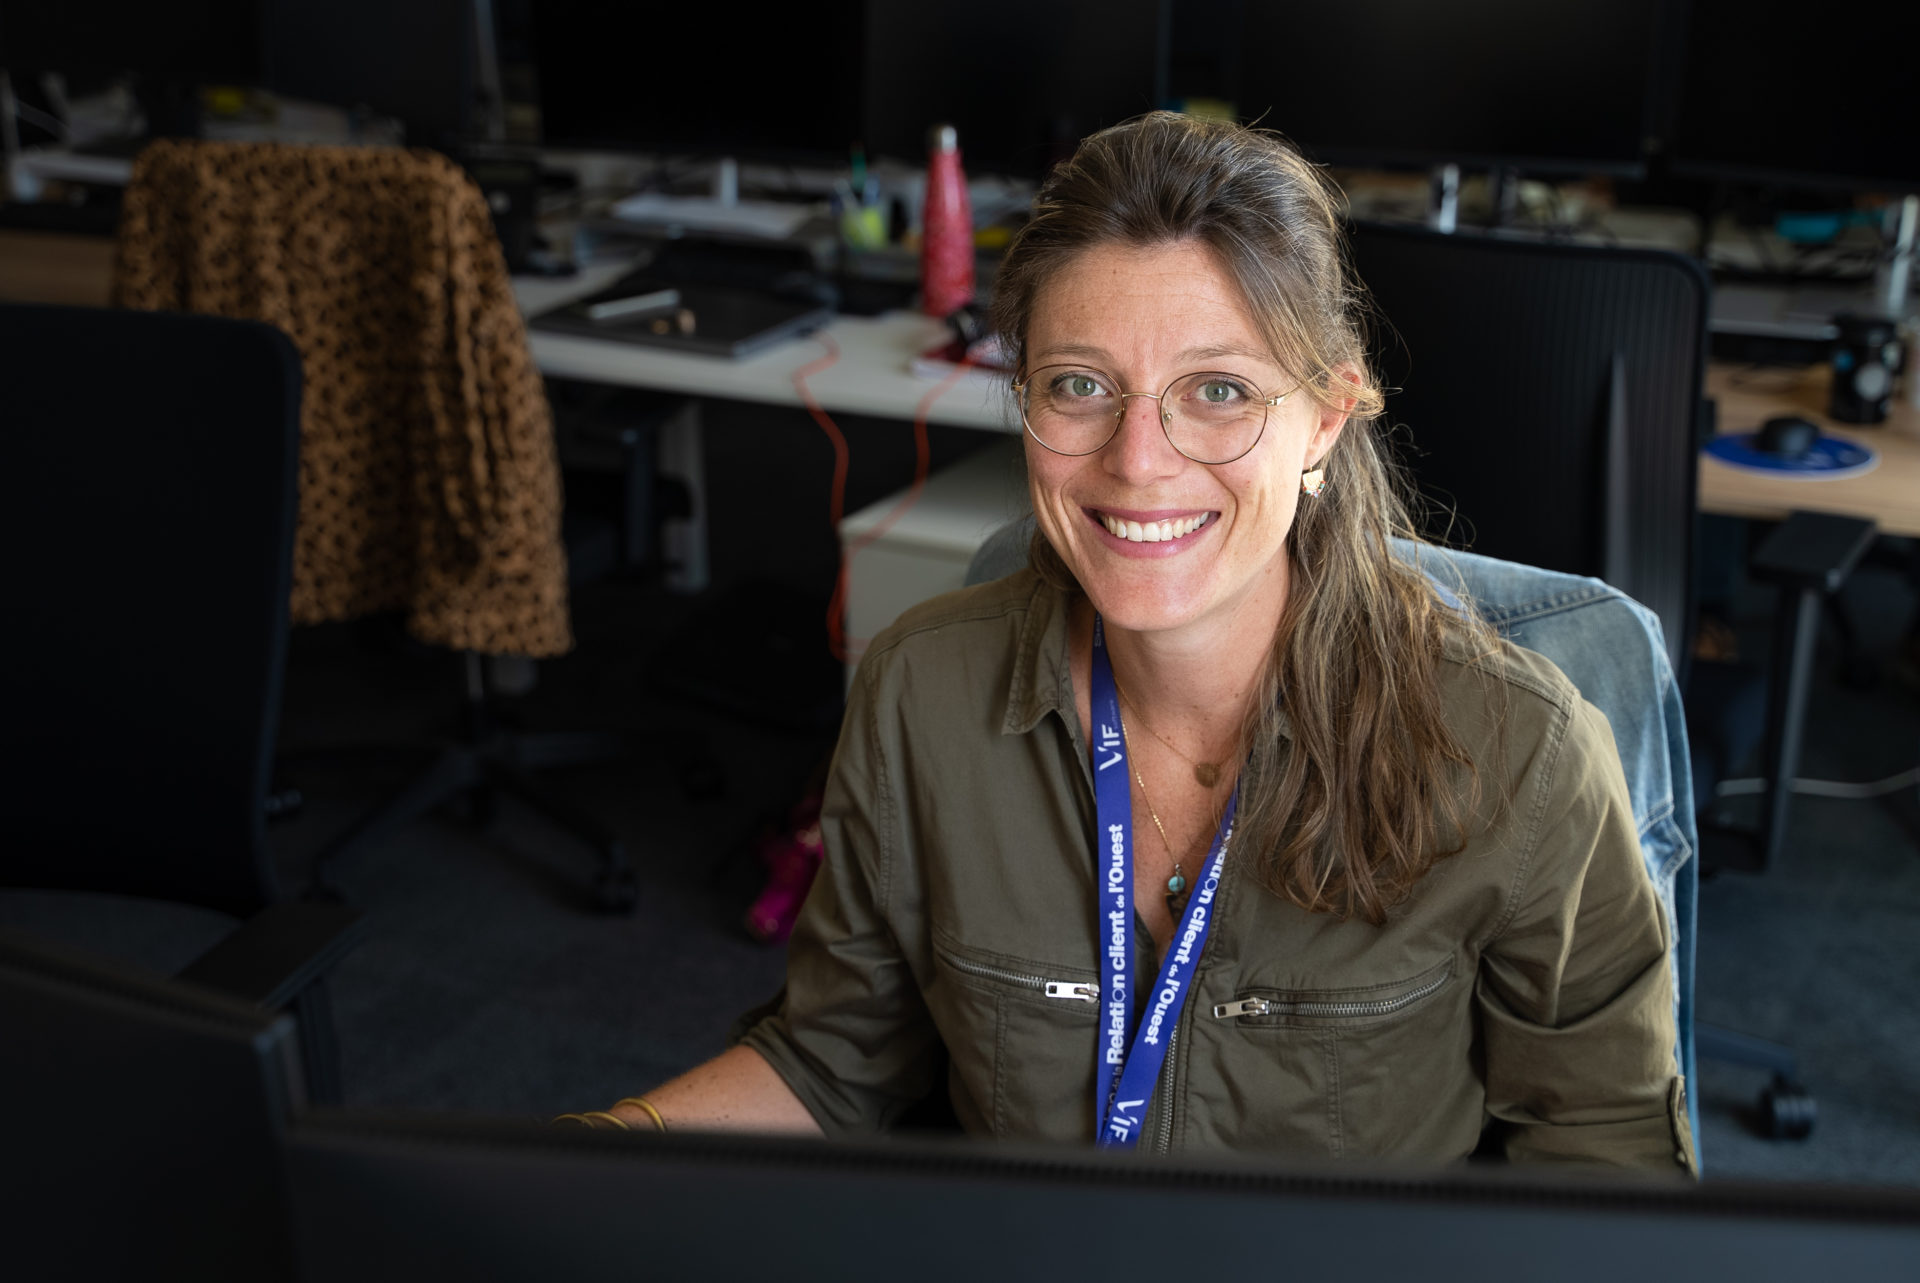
top-left (1012, 364), bottom-right (1297, 466)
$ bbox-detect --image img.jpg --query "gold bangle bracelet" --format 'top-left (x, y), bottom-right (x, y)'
top-left (614, 1096), bottom-right (668, 1133)
top-left (580, 1110), bottom-right (632, 1131)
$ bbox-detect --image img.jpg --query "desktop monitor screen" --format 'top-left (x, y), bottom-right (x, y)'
top-left (1222, 0), bottom-right (1662, 175)
top-left (0, 0), bottom-right (263, 83)
top-left (262, 0), bottom-right (476, 151)
top-left (287, 1111), bottom-right (1920, 1283)
top-left (1666, 0), bottom-right (1920, 193)
top-left (529, 2), bottom-right (866, 166)
top-left (861, 0), bottom-right (1166, 180)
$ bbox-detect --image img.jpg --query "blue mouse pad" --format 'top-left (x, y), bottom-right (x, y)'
top-left (1704, 433), bottom-right (1879, 479)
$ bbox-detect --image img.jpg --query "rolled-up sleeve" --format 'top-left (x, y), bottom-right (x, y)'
top-left (1477, 697), bottom-right (1698, 1176)
top-left (735, 660), bottom-right (940, 1134)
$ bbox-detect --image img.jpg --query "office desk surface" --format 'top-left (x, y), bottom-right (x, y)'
top-left (514, 266), bottom-right (1014, 433)
top-left (1702, 363), bottom-right (1920, 536)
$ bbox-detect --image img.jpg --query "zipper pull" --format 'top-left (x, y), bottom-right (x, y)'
top-left (1045, 982), bottom-right (1098, 1003)
top-left (1212, 997), bottom-right (1273, 1019)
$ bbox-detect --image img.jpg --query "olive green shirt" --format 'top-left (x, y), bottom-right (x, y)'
top-left (740, 570), bottom-right (1696, 1174)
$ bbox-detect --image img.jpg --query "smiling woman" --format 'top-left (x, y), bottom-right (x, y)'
top-left (574, 113), bottom-right (1695, 1176)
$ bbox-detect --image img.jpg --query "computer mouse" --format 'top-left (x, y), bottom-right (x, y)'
top-left (1756, 415), bottom-right (1819, 459)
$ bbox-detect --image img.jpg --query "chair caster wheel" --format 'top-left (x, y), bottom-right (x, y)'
top-left (594, 850), bottom-right (638, 914)
top-left (1760, 1075), bottom-right (1816, 1140)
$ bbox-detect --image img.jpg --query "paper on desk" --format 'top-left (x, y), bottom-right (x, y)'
top-left (609, 193), bottom-right (815, 239)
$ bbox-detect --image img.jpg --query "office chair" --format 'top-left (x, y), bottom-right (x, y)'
top-left (0, 304), bottom-right (363, 1103)
top-left (112, 139), bottom-right (638, 913)
top-left (0, 927), bottom-right (305, 1281)
top-left (1348, 221), bottom-right (1877, 1138)
top-left (1346, 219), bottom-right (1873, 876)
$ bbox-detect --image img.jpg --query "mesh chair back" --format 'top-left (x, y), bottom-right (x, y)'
top-left (1349, 221), bottom-right (1710, 670)
top-left (0, 304), bottom-right (301, 915)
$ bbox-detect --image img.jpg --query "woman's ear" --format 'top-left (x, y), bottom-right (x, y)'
top-left (1305, 362), bottom-right (1363, 467)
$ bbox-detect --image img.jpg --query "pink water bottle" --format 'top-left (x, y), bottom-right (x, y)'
top-left (920, 123), bottom-right (975, 318)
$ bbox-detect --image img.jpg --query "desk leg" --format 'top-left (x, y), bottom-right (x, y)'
top-left (1759, 584), bottom-right (1822, 872)
top-left (658, 399), bottom-right (709, 593)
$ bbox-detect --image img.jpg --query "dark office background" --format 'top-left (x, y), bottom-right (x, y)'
top-left (2, 0), bottom-right (1918, 1215)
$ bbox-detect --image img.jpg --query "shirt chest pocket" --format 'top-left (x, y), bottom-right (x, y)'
top-left (929, 933), bottom-right (1101, 1142)
top-left (1193, 958), bottom-right (1476, 1159)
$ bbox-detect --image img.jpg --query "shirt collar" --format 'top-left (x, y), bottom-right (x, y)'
top-left (998, 571), bottom-right (1293, 744)
top-left (1001, 572), bottom-right (1071, 736)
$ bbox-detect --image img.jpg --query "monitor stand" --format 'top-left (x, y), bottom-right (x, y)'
top-left (1427, 164), bottom-right (1460, 234)
top-left (1875, 193), bottom-right (1917, 316)
top-left (712, 155), bottom-right (739, 206)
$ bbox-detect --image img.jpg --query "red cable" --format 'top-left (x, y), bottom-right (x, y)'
top-left (791, 333), bottom-right (976, 664)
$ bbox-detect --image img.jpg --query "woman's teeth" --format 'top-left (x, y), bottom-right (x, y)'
top-left (1100, 512), bottom-right (1211, 543)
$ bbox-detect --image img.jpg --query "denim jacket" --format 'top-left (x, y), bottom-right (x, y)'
top-left (965, 524), bottom-right (1702, 1150)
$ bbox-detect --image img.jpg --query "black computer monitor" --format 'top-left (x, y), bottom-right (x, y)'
top-left (1666, 0), bottom-right (1920, 194)
top-left (528, 2), bottom-right (866, 167)
top-left (262, 0), bottom-right (479, 151)
top-left (1219, 0), bottom-right (1662, 176)
top-left (0, 928), bottom-right (304, 1280)
top-left (287, 1110), bottom-right (1920, 1282)
top-left (861, 0), bottom-right (1166, 180)
top-left (0, 0), bottom-right (264, 82)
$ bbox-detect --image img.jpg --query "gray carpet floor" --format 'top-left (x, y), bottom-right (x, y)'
top-left (1689, 557), bottom-right (1920, 1187)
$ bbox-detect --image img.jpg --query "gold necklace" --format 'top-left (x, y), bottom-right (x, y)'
top-left (1122, 722), bottom-right (1193, 919)
top-left (1116, 682), bottom-right (1228, 789)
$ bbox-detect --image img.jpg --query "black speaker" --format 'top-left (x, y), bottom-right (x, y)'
top-left (1829, 312), bottom-right (1905, 423)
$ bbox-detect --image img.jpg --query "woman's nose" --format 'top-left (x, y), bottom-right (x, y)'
top-left (1103, 393), bottom-right (1184, 482)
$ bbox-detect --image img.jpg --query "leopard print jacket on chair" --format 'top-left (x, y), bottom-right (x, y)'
top-left (113, 140), bottom-right (571, 658)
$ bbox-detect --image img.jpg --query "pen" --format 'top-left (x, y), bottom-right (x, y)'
top-left (586, 287), bottom-right (682, 322)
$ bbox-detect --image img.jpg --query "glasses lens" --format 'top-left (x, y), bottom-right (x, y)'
top-left (1021, 367), bottom-right (1120, 454)
top-left (1164, 372), bottom-right (1268, 464)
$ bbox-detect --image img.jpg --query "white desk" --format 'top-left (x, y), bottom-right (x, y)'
top-left (513, 265), bottom-right (1015, 433)
top-left (513, 265), bottom-right (1018, 591)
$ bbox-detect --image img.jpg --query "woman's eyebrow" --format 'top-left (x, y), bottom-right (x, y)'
top-left (1032, 342), bottom-right (1275, 366)
top-left (1032, 342), bottom-right (1114, 363)
top-left (1176, 342), bottom-right (1273, 365)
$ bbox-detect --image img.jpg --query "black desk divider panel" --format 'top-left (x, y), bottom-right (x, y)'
top-left (0, 929), bottom-right (303, 1281)
top-left (1349, 222), bottom-right (1711, 672)
top-left (286, 1111), bottom-right (1920, 1283)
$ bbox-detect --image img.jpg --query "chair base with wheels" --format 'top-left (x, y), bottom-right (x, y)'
top-left (309, 653), bottom-right (638, 914)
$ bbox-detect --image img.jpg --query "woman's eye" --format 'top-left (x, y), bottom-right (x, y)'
top-left (1199, 380), bottom-right (1243, 403)
top-left (1058, 374), bottom-right (1106, 398)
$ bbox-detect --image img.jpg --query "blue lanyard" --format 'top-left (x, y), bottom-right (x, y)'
top-left (1090, 615), bottom-right (1238, 1149)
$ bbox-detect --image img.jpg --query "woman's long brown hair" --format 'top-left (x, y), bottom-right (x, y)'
top-left (992, 112), bottom-right (1501, 925)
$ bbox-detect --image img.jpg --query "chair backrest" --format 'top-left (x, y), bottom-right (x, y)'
top-left (0, 928), bottom-right (303, 1279)
top-left (0, 304), bottom-right (301, 916)
top-left (113, 139), bottom-right (572, 659)
top-left (1347, 221), bottom-right (1711, 674)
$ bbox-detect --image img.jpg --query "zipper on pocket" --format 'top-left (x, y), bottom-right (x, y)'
top-left (1211, 969), bottom-right (1449, 1021)
top-left (1155, 1022), bottom-right (1178, 1154)
top-left (939, 948), bottom-right (1097, 1003)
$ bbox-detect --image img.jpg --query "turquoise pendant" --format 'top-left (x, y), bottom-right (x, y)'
top-left (1165, 866), bottom-right (1189, 918)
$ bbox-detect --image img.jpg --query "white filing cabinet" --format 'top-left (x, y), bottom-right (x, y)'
top-left (838, 438), bottom-right (1029, 687)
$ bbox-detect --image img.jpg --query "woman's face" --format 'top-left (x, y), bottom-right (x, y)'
top-left (1023, 239), bottom-right (1349, 640)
